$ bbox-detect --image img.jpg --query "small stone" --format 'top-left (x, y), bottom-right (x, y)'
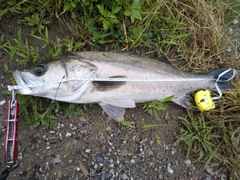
top-left (82, 157), bottom-right (87, 162)
top-left (184, 159), bottom-right (191, 167)
top-left (94, 164), bottom-right (98, 170)
top-left (89, 168), bottom-right (95, 176)
top-left (172, 131), bottom-right (177, 137)
top-left (96, 154), bottom-right (104, 163)
top-left (109, 159), bottom-right (114, 164)
top-left (233, 19), bottom-right (238, 24)
top-left (120, 174), bottom-right (129, 180)
top-left (226, 46), bottom-right (232, 53)
top-left (18, 152), bottom-right (23, 160)
top-left (54, 157), bottom-right (61, 164)
top-left (0, 100), bottom-right (6, 106)
top-left (139, 167), bottom-right (145, 173)
top-left (49, 130), bottom-right (55, 134)
top-left (85, 149), bottom-right (90, 153)
top-left (205, 166), bottom-right (214, 176)
top-left (167, 164), bottom-right (174, 174)
top-left (46, 146), bottom-right (50, 150)
top-left (158, 174), bottom-right (163, 179)
top-left (66, 132), bottom-right (72, 138)
top-left (106, 126), bottom-right (112, 131)
top-left (130, 159), bottom-right (135, 164)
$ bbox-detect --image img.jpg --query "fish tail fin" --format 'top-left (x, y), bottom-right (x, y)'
top-left (207, 69), bottom-right (237, 90)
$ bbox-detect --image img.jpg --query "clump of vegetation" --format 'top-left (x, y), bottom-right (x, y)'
top-left (143, 95), bottom-right (174, 120)
top-left (0, 0), bottom-right (240, 178)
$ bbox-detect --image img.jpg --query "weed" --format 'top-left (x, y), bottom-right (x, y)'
top-left (119, 121), bottom-right (135, 129)
top-left (175, 110), bottom-right (240, 178)
top-left (155, 133), bottom-right (161, 146)
top-left (3, 63), bottom-right (9, 71)
top-left (63, 103), bottom-right (86, 118)
top-left (17, 95), bottom-right (59, 129)
top-left (124, 0), bottom-right (142, 23)
top-left (142, 123), bottom-right (163, 129)
top-left (23, 14), bottom-right (50, 34)
top-left (1, 29), bottom-right (39, 64)
top-left (30, 27), bottom-right (49, 47)
top-left (143, 95), bottom-right (174, 120)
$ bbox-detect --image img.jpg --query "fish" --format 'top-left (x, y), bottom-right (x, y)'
top-left (12, 51), bottom-right (236, 121)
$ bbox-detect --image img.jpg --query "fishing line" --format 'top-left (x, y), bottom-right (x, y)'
top-left (53, 75), bottom-right (66, 101)
top-left (212, 68), bottom-right (237, 100)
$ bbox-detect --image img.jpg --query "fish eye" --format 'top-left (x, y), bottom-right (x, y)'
top-left (34, 65), bottom-right (45, 76)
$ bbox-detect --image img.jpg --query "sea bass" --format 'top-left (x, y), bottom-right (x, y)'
top-left (12, 51), bottom-right (235, 120)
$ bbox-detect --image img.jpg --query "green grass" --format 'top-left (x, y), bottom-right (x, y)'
top-left (0, 0), bottom-right (240, 178)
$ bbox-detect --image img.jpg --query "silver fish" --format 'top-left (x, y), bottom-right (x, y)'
top-left (12, 51), bottom-right (235, 120)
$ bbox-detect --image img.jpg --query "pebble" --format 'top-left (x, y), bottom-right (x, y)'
top-left (66, 132), bottom-right (72, 138)
top-left (158, 174), bottom-right (163, 179)
top-left (184, 159), bottom-right (191, 167)
top-left (85, 149), bottom-right (90, 153)
top-left (205, 166), bottom-right (214, 175)
top-left (139, 167), bottom-right (145, 173)
top-left (167, 163), bottom-right (174, 174)
top-left (233, 19), bottom-right (238, 24)
top-left (96, 154), bottom-right (104, 163)
top-left (0, 100), bottom-right (6, 105)
top-left (130, 159), bottom-right (135, 164)
top-left (90, 168), bottom-right (96, 176)
top-left (54, 157), bottom-right (61, 164)
top-left (226, 46), bottom-right (232, 53)
top-left (120, 174), bottom-right (129, 180)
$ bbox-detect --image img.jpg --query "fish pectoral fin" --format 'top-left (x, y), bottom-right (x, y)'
top-left (172, 95), bottom-right (192, 109)
top-left (99, 102), bottom-right (126, 121)
top-left (93, 76), bottom-right (126, 91)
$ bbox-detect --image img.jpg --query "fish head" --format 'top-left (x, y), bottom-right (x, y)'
top-left (12, 57), bottom-right (97, 99)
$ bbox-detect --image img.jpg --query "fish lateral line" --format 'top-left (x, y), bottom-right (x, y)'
top-left (7, 77), bottom-right (215, 91)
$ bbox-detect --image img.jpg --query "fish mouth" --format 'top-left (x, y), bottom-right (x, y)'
top-left (12, 70), bottom-right (33, 95)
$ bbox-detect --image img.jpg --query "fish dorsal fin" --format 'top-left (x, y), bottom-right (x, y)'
top-left (93, 76), bottom-right (126, 91)
top-left (109, 50), bottom-right (139, 56)
top-left (155, 55), bottom-right (173, 65)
